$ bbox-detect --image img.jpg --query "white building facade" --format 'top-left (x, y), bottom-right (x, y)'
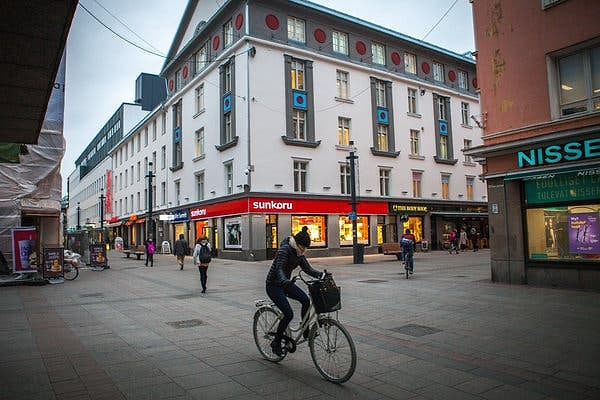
top-left (85, 0), bottom-right (487, 260)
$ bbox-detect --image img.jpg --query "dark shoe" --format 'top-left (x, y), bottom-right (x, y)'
top-left (409, 270), bottom-right (413, 275)
top-left (271, 339), bottom-right (283, 356)
top-left (201, 289), bottom-right (206, 293)
top-left (180, 265), bottom-right (183, 270)
top-left (303, 328), bottom-right (310, 340)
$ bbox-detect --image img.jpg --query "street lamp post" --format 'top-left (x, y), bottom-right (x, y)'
top-left (346, 141), bottom-right (362, 264)
top-left (146, 162), bottom-right (156, 240)
top-left (76, 202), bottom-right (81, 231)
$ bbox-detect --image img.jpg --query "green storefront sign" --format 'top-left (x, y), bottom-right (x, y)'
top-left (525, 172), bottom-right (600, 204)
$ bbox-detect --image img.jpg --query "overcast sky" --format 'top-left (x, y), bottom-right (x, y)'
top-left (63, 0), bottom-right (475, 191)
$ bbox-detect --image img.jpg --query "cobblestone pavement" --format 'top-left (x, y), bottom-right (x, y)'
top-left (1, 249), bottom-right (599, 399)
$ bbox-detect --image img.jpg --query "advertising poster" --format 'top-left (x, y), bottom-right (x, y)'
top-left (568, 212), bottom-right (600, 254)
top-left (225, 219), bottom-right (242, 249)
top-left (11, 228), bottom-right (38, 273)
top-left (89, 244), bottom-right (107, 270)
top-left (43, 248), bottom-right (64, 279)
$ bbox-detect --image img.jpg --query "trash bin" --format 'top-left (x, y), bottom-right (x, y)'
top-left (353, 243), bottom-right (364, 264)
top-left (420, 240), bottom-right (429, 252)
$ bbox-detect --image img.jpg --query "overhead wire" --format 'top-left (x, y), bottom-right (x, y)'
top-left (422, 0), bottom-right (460, 41)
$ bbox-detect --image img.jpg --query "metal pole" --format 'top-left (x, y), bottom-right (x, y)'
top-left (146, 162), bottom-right (155, 240)
top-left (76, 202), bottom-right (81, 230)
top-left (347, 141), bottom-right (362, 264)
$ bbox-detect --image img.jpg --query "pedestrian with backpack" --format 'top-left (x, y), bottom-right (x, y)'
top-left (193, 236), bottom-right (212, 293)
top-left (145, 238), bottom-right (155, 267)
top-left (174, 234), bottom-right (188, 270)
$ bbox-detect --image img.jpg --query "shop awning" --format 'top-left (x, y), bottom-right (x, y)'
top-left (429, 212), bottom-right (488, 217)
top-left (494, 162), bottom-right (600, 181)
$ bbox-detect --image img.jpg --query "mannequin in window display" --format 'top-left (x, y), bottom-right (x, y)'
top-left (554, 214), bottom-right (569, 258)
top-left (545, 217), bottom-right (556, 251)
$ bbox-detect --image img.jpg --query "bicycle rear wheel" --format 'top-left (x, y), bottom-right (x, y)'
top-left (309, 317), bottom-right (356, 383)
top-left (253, 307), bottom-right (285, 362)
top-left (64, 266), bottom-right (79, 281)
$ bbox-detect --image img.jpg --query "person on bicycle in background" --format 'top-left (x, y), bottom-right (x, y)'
top-left (265, 226), bottom-right (326, 356)
top-left (400, 229), bottom-right (416, 274)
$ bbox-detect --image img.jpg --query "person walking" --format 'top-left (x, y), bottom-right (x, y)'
top-left (449, 229), bottom-right (459, 254)
top-left (459, 228), bottom-right (468, 251)
top-left (145, 238), bottom-right (155, 267)
top-left (193, 236), bottom-right (212, 293)
top-left (174, 234), bottom-right (188, 270)
top-left (470, 227), bottom-right (479, 251)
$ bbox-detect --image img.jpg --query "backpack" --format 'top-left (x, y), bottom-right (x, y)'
top-left (199, 243), bottom-right (211, 264)
top-left (147, 242), bottom-right (155, 255)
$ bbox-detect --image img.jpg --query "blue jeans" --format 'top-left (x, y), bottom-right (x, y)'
top-left (402, 249), bottom-right (414, 271)
top-left (266, 282), bottom-right (310, 340)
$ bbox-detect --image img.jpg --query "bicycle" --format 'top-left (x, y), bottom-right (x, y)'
top-left (401, 249), bottom-right (413, 279)
top-left (63, 250), bottom-right (81, 281)
top-left (252, 271), bottom-right (357, 383)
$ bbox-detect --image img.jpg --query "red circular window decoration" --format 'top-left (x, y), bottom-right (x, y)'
top-left (472, 78), bottom-right (478, 89)
top-left (356, 41), bottom-right (366, 55)
top-left (296, 95), bottom-right (304, 105)
top-left (265, 14), bottom-right (279, 30)
top-left (212, 36), bottom-right (220, 50)
top-left (314, 28), bottom-right (326, 43)
top-left (421, 62), bottom-right (430, 74)
top-left (448, 70), bottom-right (456, 82)
top-left (224, 98), bottom-right (230, 107)
top-left (182, 65), bottom-right (189, 80)
top-left (168, 80), bottom-right (174, 91)
top-left (391, 52), bottom-right (401, 65)
top-left (235, 13), bottom-right (244, 30)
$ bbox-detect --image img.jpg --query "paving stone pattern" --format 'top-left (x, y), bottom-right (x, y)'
top-left (0, 249), bottom-right (599, 399)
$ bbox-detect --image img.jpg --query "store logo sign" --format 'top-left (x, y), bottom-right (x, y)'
top-left (252, 200), bottom-right (293, 211)
top-left (190, 208), bottom-right (207, 218)
top-left (517, 138), bottom-right (600, 168)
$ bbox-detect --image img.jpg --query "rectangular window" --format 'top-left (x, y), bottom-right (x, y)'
top-left (137, 161), bottom-right (141, 181)
top-left (466, 177), bottom-right (474, 200)
top-left (223, 19), bottom-right (234, 47)
top-left (293, 160), bottom-right (308, 192)
top-left (379, 168), bottom-right (391, 196)
top-left (338, 117), bottom-right (350, 146)
top-left (124, 143), bottom-right (128, 161)
top-left (433, 62), bottom-right (445, 83)
top-left (196, 172), bottom-right (205, 201)
top-left (136, 133), bottom-right (140, 152)
top-left (339, 216), bottom-right (369, 245)
top-left (376, 124), bottom-right (388, 151)
top-left (124, 169), bottom-right (128, 188)
top-left (407, 88), bottom-right (418, 114)
top-left (404, 53), bottom-right (417, 74)
top-left (224, 63), bottom-right (232, 93)
top-left (340, 163), bottom-right (351, 195)
top-left (175, 181), bottom-right (181, 206)
top-left (458, 70), bottom-right (468, 90)
top-left (152, 120), bottom-right (157, 141)
top-left (195, 44), bottom-right (207, 73)
top-left (461, 102), bottom-right (470, 125)
top-left (224, 113), bottom-right (233, 143)
top-left (291, 60), bottom-right (305, 90)
top-left (332, 31), bottom-right (348, 55)
top-left (225, 163), bottom-right (233, 195)
top-left (557, 45), bottom-right (600, 116)
top-left (287, 16), bottom-right (305, 43)
top-left (195, 128), bottom-right (205, 157)
top-left (136, 192), bottom-right (140, 211)
top-left (161, 145), bottom-right (166, 169)
top-left (336, 70), bottom-right (349, 99)
top-left (175, 69), bottom-right (182, 91)
top-left (437, 96), bottom-right (447, 120)
top-left (292, 109), bottom-right (306, 140)
top-left (412, 171), bottom-right (422, 198)
top-left (195, 84), bottom-right (204, 114)
top-left (162, 112), bottom-right (167, 135)
top-left (173, 101), bottom-right (182, 167)
top-left (440, 135), bottom-right (448, 159)
top-left (410, 129), bottom-right (420, 156)
top-left (161, 181), bottom-right (166, 205)
top-left (291, 215), bottom-right (326, 247)
top-left (375, 79), bottom-right (386, 107)
top-left (144, 127), bottom-right (148, 147)
top-left (464, 139), bottom-right (473, 163)
top-left (372, 42), bottom-right (385, 65)
top-left (441, 174), bottom-right (450, 199)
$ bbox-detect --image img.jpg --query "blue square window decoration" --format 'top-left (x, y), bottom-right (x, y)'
top-left (223, 94), bottom-right (232, 112)
top-left (439, 120), bottom-right (448, 135)
top-left (377, 108), bottom-right (389, 124)
top-left (293, 90), bottom-right (307, 109)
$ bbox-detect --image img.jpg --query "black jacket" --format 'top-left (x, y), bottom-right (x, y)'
top-left (266, 236), bottom-right (321, 287)
top-left (173, 239), bottom-right (188, 256)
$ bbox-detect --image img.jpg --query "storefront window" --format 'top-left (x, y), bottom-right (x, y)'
top-left (195, 220), bottom-right (209, 241)
top-left (292, 215), bottom-right (326, 247)
top-left (526, 204), bottom-right (600, 262)
top-left (339, 216), bottom-right (369, 246)
top-left (174, 223), bottom-right (185, 243)
top-left (224, 217), bottom-right (242, 249)
top-left (401, 217), bottom-right (423, 242)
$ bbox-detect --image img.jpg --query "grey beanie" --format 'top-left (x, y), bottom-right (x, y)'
top-left (294, 226), bottom-right (311, 248)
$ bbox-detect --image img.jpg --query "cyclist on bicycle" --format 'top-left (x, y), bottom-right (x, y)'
top-left (265, 226), bottom-right (326, 356)
top-left (400, 229), bottom-right (416, 274)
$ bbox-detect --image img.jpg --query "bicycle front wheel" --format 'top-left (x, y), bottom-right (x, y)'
top-left (253, 307), bottom-right (284, 362)
top-left (64, 266), bottom-right (79, 281)
top-left (309, 317), bottom-right (356, 383)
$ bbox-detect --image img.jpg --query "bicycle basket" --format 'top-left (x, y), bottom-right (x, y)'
top-left (307, 276), bottom-right (341, 313)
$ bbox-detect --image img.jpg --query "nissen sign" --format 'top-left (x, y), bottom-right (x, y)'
top-left (517, 138), bottom-right (600, 168)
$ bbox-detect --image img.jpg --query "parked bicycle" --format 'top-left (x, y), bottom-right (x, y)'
top-left (63, 250), bottom-right (81, 280)
top-left (253, 271), bottom-right (357, 383)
